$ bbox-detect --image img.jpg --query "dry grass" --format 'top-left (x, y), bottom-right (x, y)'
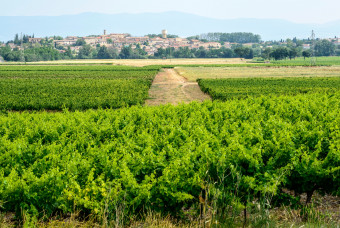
top-left (176, 66), bottom-right (340, 82)
top-left (146, 69), bottom-right (211, 106)
top-left (0, 212), bottom-right (197, 228)
top-left (12, 58), bottom-right (247, 67)
top-left (1, 206), bottom-right (338, 228)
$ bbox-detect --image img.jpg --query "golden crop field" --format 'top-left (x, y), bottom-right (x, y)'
top-left (5, 58), bottom-right (248, 66)
top-left (176, 66), bottom-right (340, 82)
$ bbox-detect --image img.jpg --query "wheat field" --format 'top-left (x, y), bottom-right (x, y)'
top-left (176, 66), bottom-right (340, 82)
top-left (3, 58), bottom-right (247, 66)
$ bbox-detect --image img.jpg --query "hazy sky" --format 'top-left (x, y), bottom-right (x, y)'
top-left (2, 0), bottom-right (340, 24)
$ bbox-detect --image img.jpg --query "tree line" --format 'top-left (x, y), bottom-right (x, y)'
top-left (0, 34), bottom-right (339, 62)
top-left (197, 32), bottom-right (261, 43)
top-left (262, 39), bottom-right (337, 60)
top-left (0, 44), bottom-right (255, 61)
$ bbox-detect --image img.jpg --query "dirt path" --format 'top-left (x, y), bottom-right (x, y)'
top-left (145, 69), bottom-right (211, 106)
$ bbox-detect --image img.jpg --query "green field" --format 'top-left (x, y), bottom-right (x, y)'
top-left (272, 56), bottom-right (340, 66)
top-left (0, 66), bottom-right (160, 111)
top-left (198, 77), bottom-right (340, 100)
top-left (1, 94), bottom-right (339, 226)
top-left (0, 62), bottom-right (339, 227)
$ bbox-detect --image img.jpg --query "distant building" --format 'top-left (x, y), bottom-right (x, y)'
top-left (83, 37), bottom-right (97, 44)
top-left (108, 33), bottom-right (130, 40)
top-left (302, 44), bottom-right (310, 49)
top-left (333, 38), bottom-right (340, 46)
top-left (200, 42), bottom-right (222, 49)
top-left (54, 40), bottom-right (77, 46)
top-left (65, 36), bottom-right (78, 40)
top-left (28, 38), bottom-right (43, 43)
top-left (243, 43), bottom-right (254, 47)
top-left (162, 29), bottom-right (167, 39)
top-left (70, 46), bottom-right (82, 53)
top-left (7, 43), bottom-right (16, 49)
top-left (224, 42), bottom-right (231, 48)
top-left (24, 30), bottom-right (267, 57)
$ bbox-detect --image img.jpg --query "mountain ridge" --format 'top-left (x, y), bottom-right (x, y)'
top-left (1, 11), bottom-right (340, 42)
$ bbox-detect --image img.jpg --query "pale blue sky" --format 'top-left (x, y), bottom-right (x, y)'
top-left (2, 0), bottom-right (339, 24)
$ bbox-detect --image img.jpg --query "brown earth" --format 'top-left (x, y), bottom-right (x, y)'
top-left (145, 69), bottom-right (211, 106)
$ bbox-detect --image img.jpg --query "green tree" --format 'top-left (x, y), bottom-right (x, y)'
top-left (97, 46), bottom-right (118, 59)
top-left (78, 44), bottom-right (93, 59)
top-left (302, 50), bottom-right (311, 60)
top-left (173, 47), bottom-right (195, 58)
top-left (97, 46), bottom-right (109, 59)
top-left (65, 47), bottom-right (73, 59)
top-left (154, 47), bottom-right (166, 58)
top-left (53, 36), bottom-right (63, 40)
top-left (315, 40), bottom-right (335, 56)
top-left (199, 32), bottom-right (261, 43)
top-left (261, 47), bottom-right (272, 60)
top-left (119, 46), bottom-right (134, 59)
top-left (135, 44), bottom-right (147, 57)
top-left (14, 34), bottom-right (20, 45)
top-left (288, 48), bottom-right (299, 60)
top-left (23, 35), bottom-right (29, 43)
top-left (234, 47), bottom-right (253, 59)
top-left (75, 38), bottom-right (86, 46)
top-left (270, 47), bottom-right (289, 60)
top-left (195, 46), bottom-right (207, 58)
top-left (0, 46), bottom-right (12, 59)
top-left (221, 47), bottom-right (234, 58)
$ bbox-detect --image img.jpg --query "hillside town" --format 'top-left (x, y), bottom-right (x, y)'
top-left (1, 30), bottom-right (340, 62)
top-left (25, 30), bottom-right (229, 56)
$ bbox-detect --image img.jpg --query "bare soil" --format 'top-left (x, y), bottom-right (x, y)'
top-left (145, 69), bottom-right (211, 106)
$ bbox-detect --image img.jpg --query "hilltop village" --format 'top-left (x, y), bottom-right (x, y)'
top-left (1, 30), bottom-right (340, 62)
top-left (26, 30), bottom-right (227, 56)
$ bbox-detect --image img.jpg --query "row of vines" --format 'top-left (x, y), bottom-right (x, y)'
top-left (0, 93), bottom-right (339, 222)
top-left (198, 77), bottom-right (340, 100)
top-left (0, 66), bottom-right (161, 111)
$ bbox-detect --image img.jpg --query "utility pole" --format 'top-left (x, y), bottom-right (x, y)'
top-left (310, 30), bottom-right (316, 66)
top-left (20, 32), bottom-right (25, 63)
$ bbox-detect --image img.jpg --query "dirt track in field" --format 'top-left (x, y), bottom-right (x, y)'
top-left (145, 69), bottom-right (211, 106)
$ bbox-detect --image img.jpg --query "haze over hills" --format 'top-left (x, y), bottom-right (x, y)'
top-left (1, 11), bottom-right (340, 42)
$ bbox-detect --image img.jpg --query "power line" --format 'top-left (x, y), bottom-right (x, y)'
top-left (20, 32), bottom-right (25, 63)
top-left (310, 30), bottom-right (316, 66)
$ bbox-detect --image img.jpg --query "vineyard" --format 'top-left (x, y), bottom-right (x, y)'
top-left (0, 64), bottom-right (339, 227)
top-left (0, 66), bottom-right (160, 111)
top-left (198, 77), bottom-right (340, 100)
top-left (0, 94), bottom-right (339, 226)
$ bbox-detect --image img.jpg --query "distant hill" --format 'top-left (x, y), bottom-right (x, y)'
top-left (1, 12), bottom-right (340, 42)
